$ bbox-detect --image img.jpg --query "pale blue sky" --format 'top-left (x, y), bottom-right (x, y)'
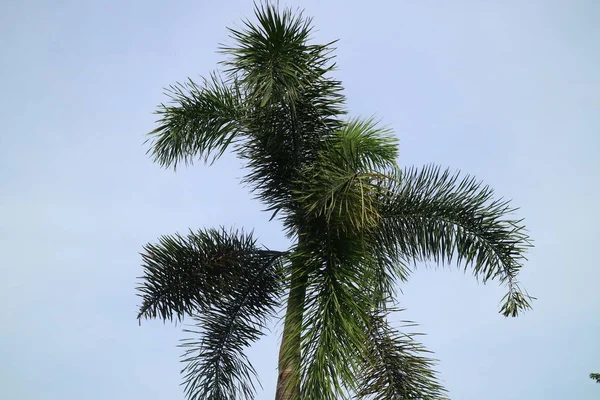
top-left (1, 1), bottom-right (599, 399)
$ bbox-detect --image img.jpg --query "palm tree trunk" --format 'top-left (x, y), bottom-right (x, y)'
top-left (275, 265), bottom-right (308, 400)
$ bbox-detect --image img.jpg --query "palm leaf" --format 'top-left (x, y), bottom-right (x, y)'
top-left (179, 250), bottom-right (285, 400)
top-left (147, 73), bottom-right (243, 169)
top-left (296, 118), bottom-right (398, 233)
top-left (377, 165), bottom-right (533, 317)
top-left (137, 228), bottom-right (285, 322)
top-left (356, 310), bottom-right (447, 400)
top-left (298, 231), bottom-right (376, 400)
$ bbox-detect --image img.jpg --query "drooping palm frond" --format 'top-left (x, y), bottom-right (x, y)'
top-left (292, 201), bottom-right (399, 400)
top-left (147, 73), bottom-right (243, 169)
top-left (179, 250), bottom-right (285, 400)
top-left (138, 228), bottom-right (287, 399)
top-left (137, 228), bottom-right (286, 322)
top-left (590, 373), bottom-right (600, 384)
top-left (298, 234), bottom-right (375, 400)
top-left (356, 311), bottom-right (447, 400)
top-left (377, 165), bottom-right (533, 317)
top-left (285, 123), bottom-right (407, 399)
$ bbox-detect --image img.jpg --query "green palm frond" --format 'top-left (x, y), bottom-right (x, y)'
top-left (298, 233), bottom-right (376, 400)
top-left (137, 228), bottom-right (286, 322)
top-left (222, 3), bottom-right (337, 108)
top-left (179, 250), bottom-right (285, 400)
top-left (377, 165), bottom-right (533, 316)
top-left (296, 118), bottom-right (398, 233)
top-left (147, 73), bottom-right (243, 169)
top-left (329, 118), bottom-right (398, 172)
top-left (356, 311), bottom-right (447, 400)
top-left (221, 3), bottom-right (345, 226)
top-left (367, 237), bottom-right (411, 306)
top-left (590, 373), bottom-right (600, 384)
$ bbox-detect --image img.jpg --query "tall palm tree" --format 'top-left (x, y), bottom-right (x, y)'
top-left (136, 4), bottom-right (533, 400)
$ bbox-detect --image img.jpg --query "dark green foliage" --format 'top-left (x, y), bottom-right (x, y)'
top-left (137, 228), bottom-right (285, 323)
top-left (357, 312), bottom-right (448, 400)
top-left (298, 233), bottom-right (375, 400)
top-left (228, 10), bottom-right (346, 227)
top-left (148, 75), bottom-right (243, 169)
top-left (179, 249), bottom-right (284, 399)
top-left (376, 166), bottom-right (533, 317)
top-left (138, 228), bottom-right (286, 399)
top-left (137, 3), bottom-right (532, 399)
top-left (591, 373), bottom-right (600, 384)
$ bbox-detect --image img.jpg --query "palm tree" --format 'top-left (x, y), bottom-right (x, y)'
top-left (136, 4), bottom-right (533, 400)
top-left (591, 373), bottom-right (600, 384)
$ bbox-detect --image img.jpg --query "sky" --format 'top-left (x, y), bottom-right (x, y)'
top-left (1, 0), bottom-right (599, 399)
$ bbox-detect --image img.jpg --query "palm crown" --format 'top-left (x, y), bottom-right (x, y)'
top-left (137, 4), bottom-right (532, 400)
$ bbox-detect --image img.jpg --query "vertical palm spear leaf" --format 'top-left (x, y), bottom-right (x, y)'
top-left (137, 3), bottom-right (533, 399)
